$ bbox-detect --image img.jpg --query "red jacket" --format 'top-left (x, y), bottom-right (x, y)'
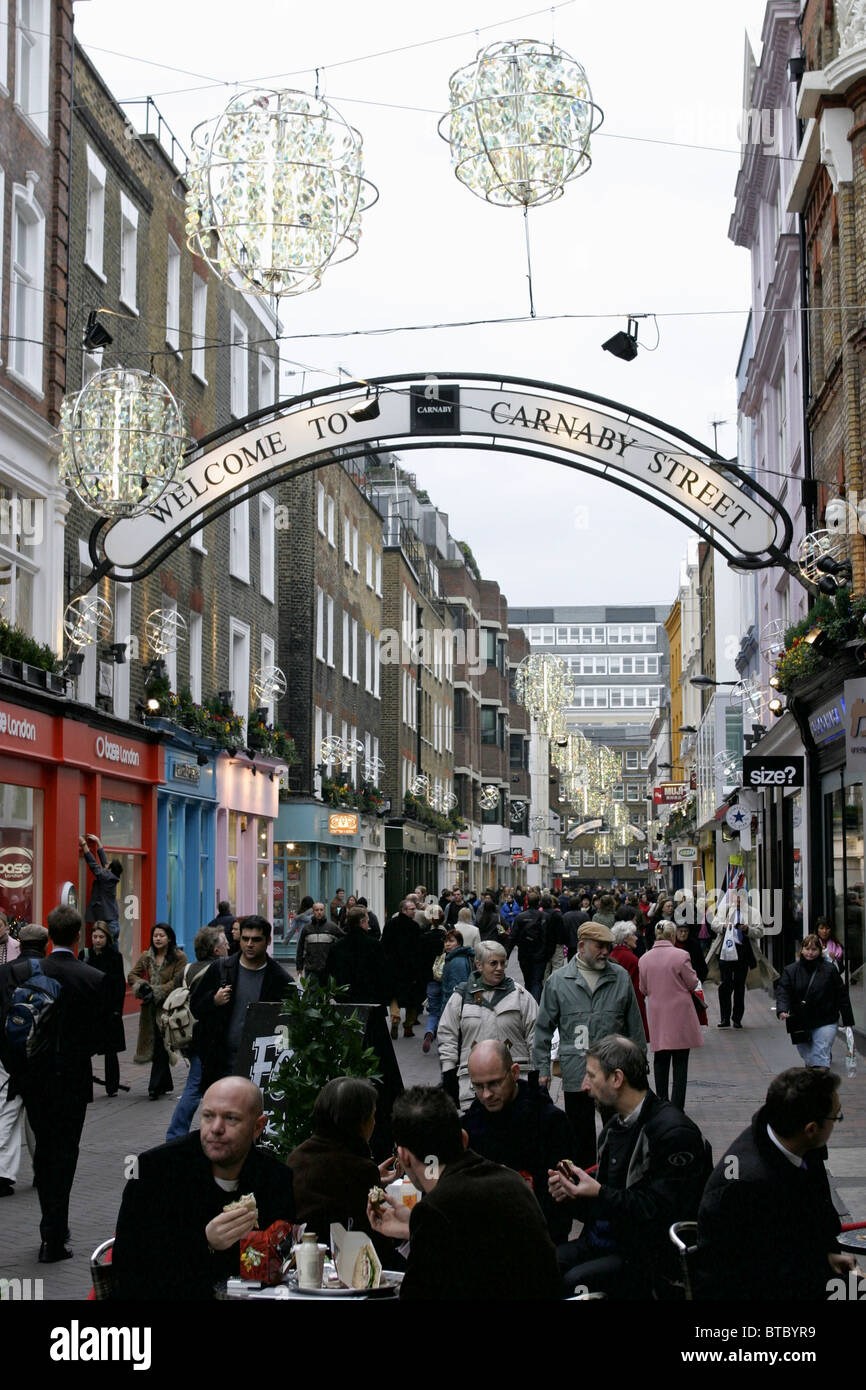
top-left (610, 944), bottom-right (649, 1040)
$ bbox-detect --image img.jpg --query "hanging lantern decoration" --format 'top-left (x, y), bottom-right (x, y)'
top-left (58, 368), bottom-right (185, 517)
top-left (730, 676), bottom-right (765, 722)
top-left (796, 530), bottom-right (847, 586)
top-left (410, 774), bottom-right (430, 799)
top-left (363, 754), bottom-right (386, 784)
top-left (186, 88), bottom-right (379, 299)
top-left (509, 799), bottom-right (528, 823)
top-left (63, 595), bottom-right (113, 649)
top-left (480, 785), bottom-right (501, 812)
top-left (513, 653), bottom-right (574, 736)
top-left (252, 665), bottom-right (287, 705)
top-left (320, 735), bottom-right (346, 765)
top-left (144, 608), bottom-right (188, 657)
top-left (438, 39), bottom-right (603, 207)
top-left (441, 791), bottom-right (458, 813)
top-left (759, 618), bottom-right (786, 662)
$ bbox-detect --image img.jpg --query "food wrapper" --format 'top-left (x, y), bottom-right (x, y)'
top-left (239, 1220), bottom-right (293, 1285)
top-left (330, 1224), bottom-right (382, 1290)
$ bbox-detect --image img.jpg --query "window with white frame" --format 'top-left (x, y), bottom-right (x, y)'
top-left (84, 148), bottom-right (106, 278)
top-left (351, 619), bottom-right (358, 683)
top-left (342, 610), bottom-right (351, 677)
top-left (374, 637), bottom-right (381, 698)
top-left (119, 193), bottom-right (138, 310)
top-left (188, 609), bottom-right (202, 704)
top-left (352, 525), bottom-right (359, 573)
top-left (625, 750), bottom-right (639, 770)
top-left (15, 0), bottom-right (49, 138)
top-left (166, 238), bottom-right (181, 351)
top-left (229, 490), bottom-right (249, 583)
top-left (365, 543), bottom-right (373, 588)
top-left (258, 353), bottom-right (275, 410)
top-left (112, 582), bottom-right (131, 719)
top-left (327, 497), bottom-right (335, 547)
top-left (326, 597), bottom-right (334, 666)
top-left (81, 346), bottom-right (103, 387)
top-left (344, 514), bottom-right (351, 565)
top-left (375, 554), bottom-right (382, 596)
top-left (260, 634), bottom-right (275, 721)
top-left (259, 494), bottom-right (275, 602)
top-left (316, 483), bottom-right (325, 534)
top-left (163, 598), bottom-right (178, 690)
top-left (229, 618), bottom-right (250, 733)
top-left (0, 0), bottom-right (8, 90)
top-left (9, 176), bottom-right (44, 391)
top-left (365, 630), bottom-right (373, 691)
top-left (613, 784), bottom-right (624, 802)
top-left (626, 783), bottom-right (641, 802)
top-left (190, 520), bottom-right (207, 554)
top-left (316, 587), bottom-right (325, 662)
top-left (314, 706), bottom-right (323, 786)
top-left (0, 169), bottom-right (4, 360)
top-left (229, 313), bottom-right (248, 415)
top-left (776, 361), bottom-right (788, 471)
top-left (190, 274), bottom-right (207, 382)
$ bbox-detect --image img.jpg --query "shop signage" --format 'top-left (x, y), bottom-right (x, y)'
top-left (328, 812), bottom-right (358, 835)
top-left (808, 694), bottom-right (845, 746)
top-left (170, 757), bottom-right (201, 785)
top-left (94, 734), bottom-right (141, 767)
top-left (742, 754), bottom-right (805, 788)
top-left (0, 846), bottom-right (33, 890)
top-left (455, 846), bottom-right (470, 859)
top-left (675, 845), bottom-right (698, 862)
top-left (410, 382), bottom-right (459, 433)
top-left (653, 782), bottom-right (689, 805)
top-left (0, 708), bottom-right (38, 743)
top-left (725, 805), bottom-right (749, 832)
top-left (844, 678), bottom-right (866, 781)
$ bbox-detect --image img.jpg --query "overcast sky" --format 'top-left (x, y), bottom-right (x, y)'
top-left (74, 0), bottom-right (769, 609)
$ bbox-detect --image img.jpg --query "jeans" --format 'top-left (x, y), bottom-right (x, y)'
top-left (166, 1052), bottom-right (203, 1140)
top-left (425, 981), bottom-right (442, 1035)
top-left (796, 1024), bottom-right (837, 1068)
top-left (523, 961), bottom-right (546, 1004)
top-left (653, 1049), bottom-right (690, 1111)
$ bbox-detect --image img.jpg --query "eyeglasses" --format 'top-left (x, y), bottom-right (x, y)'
top-left (825, 1110), bottom-right (844, 1124)
top-left (471, 1075), bottom-right (510, 1094)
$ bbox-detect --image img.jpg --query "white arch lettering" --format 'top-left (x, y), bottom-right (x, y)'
top-left (101, 376), bottom-right (782, 568)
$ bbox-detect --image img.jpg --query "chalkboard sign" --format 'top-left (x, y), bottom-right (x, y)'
top-left (237, 997), bottom-right (374, 1103)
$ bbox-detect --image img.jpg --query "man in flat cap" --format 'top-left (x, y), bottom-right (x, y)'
top-left (532, 921), bottom-right (646, 1167)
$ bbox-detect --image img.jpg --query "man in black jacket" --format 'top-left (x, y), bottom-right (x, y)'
top-left (550, 1034), bottom-right (709, 1298)
top-left (695, 1067), bottom-right (856, 1301)
top-left (5, 907), bottom-right (109, 1262)
top-left (464, 1040), bottom-right (578, 1243)
top-left (193, 916), bottom-right (291, 1089)
top-left (367, 1085), bottom-right (561, 1300)
top-left (113, 1077), bottom-right (294, 1300)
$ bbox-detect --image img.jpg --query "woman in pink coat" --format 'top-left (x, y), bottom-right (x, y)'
top-left (638, 922), bottom-right (703, 1112)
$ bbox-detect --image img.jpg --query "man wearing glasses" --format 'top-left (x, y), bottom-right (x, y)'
top-left (695, 1067), bottom-right (859, 1300)
top-left (463, 1040), bottom-right (578, 1243)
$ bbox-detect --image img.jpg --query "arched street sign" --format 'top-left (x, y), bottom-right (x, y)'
top-left (85, 373), bottom-right (795, 585)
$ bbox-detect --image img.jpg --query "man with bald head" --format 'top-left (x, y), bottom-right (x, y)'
top-left (463, 1039), bottom-right (578, 1243)
top-left (113, 1077), bottom-right (294, 1300)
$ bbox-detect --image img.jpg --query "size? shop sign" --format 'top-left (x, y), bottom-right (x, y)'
top-left (328, 812), bottom-right (358, 836)
top-left (742, 755), bottom-right (804, 788)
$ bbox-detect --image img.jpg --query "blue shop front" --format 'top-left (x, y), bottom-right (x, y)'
top-left (272, 798), bottom-right (361, 963)
top-left (156, 737), bottom-right (218, 958)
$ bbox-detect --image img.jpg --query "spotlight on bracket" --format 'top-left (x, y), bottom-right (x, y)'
top-left (602, 317), bottom-right (639, 362)
top-left (347, 389), bottom-right (380, 422)
top-left (82, 310), bottom-right (113, 352)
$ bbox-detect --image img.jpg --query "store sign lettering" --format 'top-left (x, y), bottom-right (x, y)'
top-left (328, 813), bottom-right (358, 835)
top-left (95, 735), bottom-right (141, 767)
top-left (0, 710), bottom-right (37, 742)
top-left (0, 847), bottom-right (34, 889)
top-left (171, 759), bottom-right (200, 785)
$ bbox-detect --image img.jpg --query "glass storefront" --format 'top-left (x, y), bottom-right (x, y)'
top-left (822, 779), bottom-right (866, 1033)
top-left (0, 784), bottom-right (42, 928)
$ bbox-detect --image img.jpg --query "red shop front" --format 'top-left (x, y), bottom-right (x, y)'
top-left (0, 692), bottom-right (162, 977)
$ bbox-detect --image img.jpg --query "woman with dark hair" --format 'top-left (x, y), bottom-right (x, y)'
top-left (814, 917), bottom-right (844, 972)
top-left (288, 1077), bottom-right (398, 1258)
top-left (166, 925), bottom-right (228, 1139)
top-left (674, 922), bottom-right (708, 984)
top-left (80, 921), bottom-right (126, 1096)
top-left (128, 923), bottom-right (187, 1099)
top-left (476, 896), bottom-right (504, 942)
top-left (776, 933), bottom-right (854, 1067)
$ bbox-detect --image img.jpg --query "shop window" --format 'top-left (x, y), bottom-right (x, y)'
top-left (227, 810), bottom-right (239, 910)
top-left (0, 783), bottom-right (42, 930)
top-left (257, 820), bottom-right (270, 917)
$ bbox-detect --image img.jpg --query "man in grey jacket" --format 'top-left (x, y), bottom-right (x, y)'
top-left (533, 921), bottom-right (646, 1167)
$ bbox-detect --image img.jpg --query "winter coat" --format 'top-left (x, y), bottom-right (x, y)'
top-left (610, 944), bottom-right (649, 1040)
top-left (638, 939), bottom-right (703, 1052)
top-left (128, 948), bottom-right (188, 1063)
top-left (80, 943), bottom-right (127, 1053)
top-left (532, 956), bottom-right (646, 1092)
top-left (330, 928), bottom-right (392, 1006)
top-left (509, 909), bottom-right (553, 970)
top-left (419, 924), bottom-right (447, 979)
top-left (437, 970), bottom-right (538, 1107)
top-left (776, 958), bottom-right (854, 1032)
top-left (381, 912), bottom-right (425, 1008)
top-left (83, 847), bottom-right (122, 924)
top-left (440, 945), bottom-right (475, 1011)
top-left (296, 917), bottom-right (344, 977)
top-left (287, 1131), bottom-right (394, 1262)
top-left (499, 899), bottom-right (521, 929)
top-left (476, 907), bottom-right (506, 942)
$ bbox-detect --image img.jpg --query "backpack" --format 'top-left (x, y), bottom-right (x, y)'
top-left (3, 958), bottom-right (63, 1068)
top-left (157, 962), bottom-right (198, 1051)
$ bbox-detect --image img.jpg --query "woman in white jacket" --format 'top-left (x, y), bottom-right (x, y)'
top-left (437, 940), bottom-right (537, 1108)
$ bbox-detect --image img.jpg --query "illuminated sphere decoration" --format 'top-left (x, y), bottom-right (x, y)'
top-left (58, 368), bottom-right (185, 518)
top-left (363, 755), bottom-right (386, 784)
top-left (320, 735), bottom-right (346, 764)
top-left (186, 88), bottom-right (379, 299)
top-left (63, 595), bottom-right (113, 649)
top-left (438, 39), bottom-right (603, 208)
top-left (797, 529), bottom-right (847, 586)
top-left (410, 774), bottom-right (430, 798)
top-left (510, 799), bottom-right (528, 823)
top-left (145, 608), bottom-right (188, 658)
top-left (252, 665), bottom-right (287, 706)
top-left (513, 653), bottom-right (574, 736)
top-left (480, 785), bottom-right (501, 812)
